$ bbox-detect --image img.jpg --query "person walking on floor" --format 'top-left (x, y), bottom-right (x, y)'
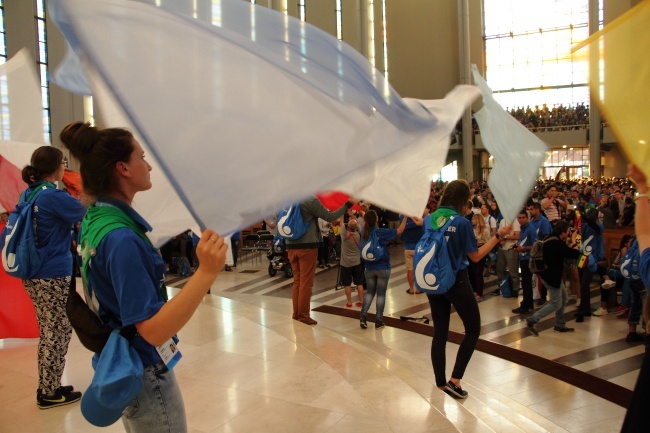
top-left (525, 220), bottom-right (581, 336)
top-left (425, 180), bottom-right (511, 399)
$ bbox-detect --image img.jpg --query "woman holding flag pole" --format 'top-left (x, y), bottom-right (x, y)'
top-left (61, 122), bottom-right (227, 432)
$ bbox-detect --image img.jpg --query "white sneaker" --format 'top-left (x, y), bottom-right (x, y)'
top-left (593, 307), bottom-right (607, 316)
top-left (601, 280), bottom-right (616, 289)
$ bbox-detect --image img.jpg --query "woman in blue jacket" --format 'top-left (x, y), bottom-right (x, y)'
top-left (359, 209), bottom-right (406, 329)
top-left (20, 146), bottom-right (86, 408)
top-left (62, 122), bottom-right (226, 432)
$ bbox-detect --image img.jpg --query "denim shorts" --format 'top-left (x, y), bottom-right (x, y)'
top-left (122, 362), bottom-right (187, 433)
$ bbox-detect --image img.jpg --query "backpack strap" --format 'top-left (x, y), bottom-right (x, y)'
top-left (21, 182), bottom-right (55, 204)
top-left (347, 232), bottom-right (360, 249)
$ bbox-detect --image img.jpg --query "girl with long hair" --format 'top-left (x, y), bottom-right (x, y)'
top-left (426, 180), bottom-right (511, 399)
top-left (469, 213), bottom-right (491, 300)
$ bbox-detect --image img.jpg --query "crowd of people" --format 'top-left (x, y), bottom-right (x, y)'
top-left (454, 103), bottom-right (603, 136)
top-left (508, 103), bottom-right (592, 131)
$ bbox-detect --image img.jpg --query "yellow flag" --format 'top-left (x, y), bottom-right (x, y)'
top-left (572, 0), bottom-right (650, 179)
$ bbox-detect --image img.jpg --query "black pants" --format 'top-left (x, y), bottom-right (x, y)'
top-left (427, 269), bottom-right (481, 387)
top-left (467, 257), bottom-right (486, 297)
top-left (578, 267), bottom-right (594, 316)
top-left (520, 259), bottom-right (534, 309)
top-left (621, 335), bottom-right (650, 432)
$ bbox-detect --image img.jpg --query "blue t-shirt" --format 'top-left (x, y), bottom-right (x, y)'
top-left (518, 222), bottom-right (536, 260)
top-left (530, 215), bottom-right (552, 240)
top-left (641, 248), bottom-right (650, 288)
top-left (85, 199), bottom-right (169, 366)
top-left (400, 216), bottom-right (423, 250)
top-left (28, 182), bottom-right (86, 279)
top-left (363, 227), bottom-right (397, 270)
top-left (438, 208), bottom-right (477, 275)
top-left (582, 222), bottom-right (604, 261)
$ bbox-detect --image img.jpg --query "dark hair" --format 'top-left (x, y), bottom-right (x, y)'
top-left (518, 208), bottom-right (528, 217)
top-left (363, 210), bottom-right (378, 241)
top-left (530, 202), bottom-right (542, 212)
top-left (585, 208), bottom-right (598, 221)
top-left (60, 122), bottom-right (134, 197)
top-left (620, 234), bottom-right (634, 250)
top-left (553, 220), bottom-right (571, 236)
top-left (439, 180), bottom-right (470, 213)
top-left (21, 146), bottom-right (63, 183)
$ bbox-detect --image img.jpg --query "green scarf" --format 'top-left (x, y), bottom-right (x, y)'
top-left (78, 204), bottom-right (164, 299)
top-left (429, 208), bottom-right (459, 230)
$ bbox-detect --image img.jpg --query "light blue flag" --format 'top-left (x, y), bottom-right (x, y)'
top-left (471, 65), bottom-right (547, 222)
top-left (49, 0), bottom-right (478, 240)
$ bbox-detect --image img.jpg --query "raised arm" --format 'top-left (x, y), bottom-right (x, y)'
top-left (396, 215), bottom-right (408, 235)
top-left (136, 230), bottom-right (227, 346)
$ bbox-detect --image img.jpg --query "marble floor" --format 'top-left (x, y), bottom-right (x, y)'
top-left (0, 245), bottom-right (640, 433)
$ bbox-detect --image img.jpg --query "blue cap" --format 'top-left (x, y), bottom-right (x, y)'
top-left (81, 330), bottom-right (143, 427)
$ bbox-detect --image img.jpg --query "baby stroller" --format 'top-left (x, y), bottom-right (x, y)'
top-left (267, 235), bottom-right (293, 278)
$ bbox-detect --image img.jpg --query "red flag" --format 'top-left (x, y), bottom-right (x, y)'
top-left (0, 222), bottom-right (39, 339)
top-left (0, 155), bottom-right (27, 213)
top-left (0, 159), bottom-right (40, 338)
top-left (316, 191), bottom-right (362, 211)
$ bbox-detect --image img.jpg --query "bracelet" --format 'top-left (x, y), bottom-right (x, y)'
top-left (635, 193), bottom-right (649, 202)
top-left (495, 233), bottom-right (502, 241)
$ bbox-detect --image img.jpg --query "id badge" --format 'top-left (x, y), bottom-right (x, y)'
top-left (156, 338), bottom-right (182, 370)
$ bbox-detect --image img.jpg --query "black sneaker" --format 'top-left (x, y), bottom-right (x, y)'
top-left (512, 307), bottom-right (531, 314)
top-left (536, 299), bottom-right (547, 307)
top-left (626, 332), bottom-right (645, 342)
top-left (360, 317), bottom-right (367, 329)
top-left (37, 389), bottom-right (82, 409)
top-left (36, 386), bottom-right (74, 402)
top-left (553, 326), bottom-right (574, 333)
top-left (526, 318), bottom-right (539, 336)
top-left (375, 320), bottom-right (385, 329)
top-left (444, 381), bottom-right (468, 399)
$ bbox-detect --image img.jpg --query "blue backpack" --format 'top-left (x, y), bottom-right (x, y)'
top-left (1, 184), bottom-right (53, 279)
top-left (500, 274), bottom-right (514, 298)
top-left (413, 216), bottom-right (456, 294)
top-left (360, 229), bottom-right (385, 262)
top-left (277, 203), bottom-right (310, 240)
top-left (621, 239), bottom-right (640, 280)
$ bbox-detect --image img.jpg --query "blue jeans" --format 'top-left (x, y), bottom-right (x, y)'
top-left (361, 269), bottom-right (391, 321)
top-left (528, 279), bottom-right (568, 328)
top-left (122, 364), bottom-right (186, 433)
